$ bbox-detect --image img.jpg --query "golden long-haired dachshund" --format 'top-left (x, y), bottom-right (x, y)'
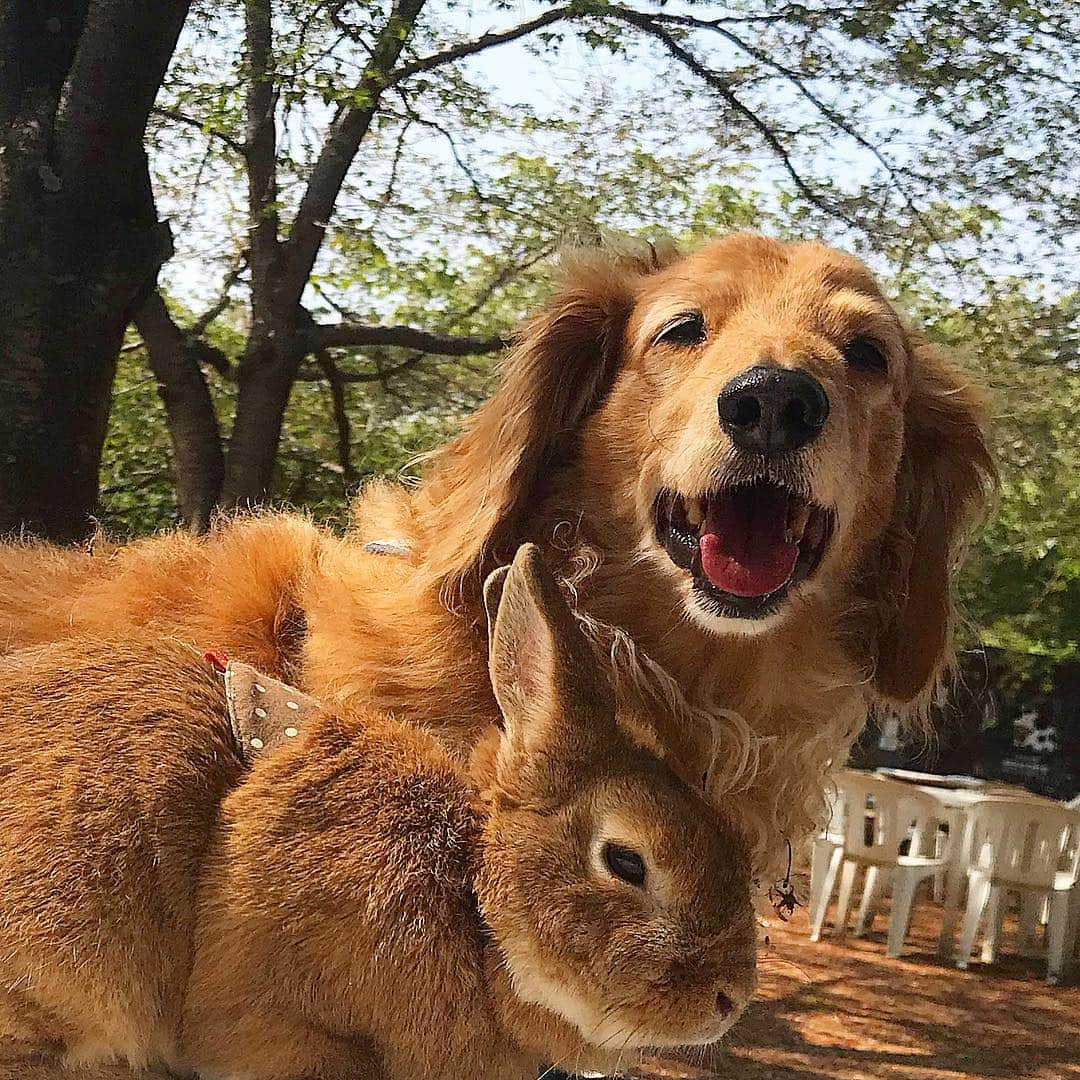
top-left (0, 233), bottom-right (994, 871)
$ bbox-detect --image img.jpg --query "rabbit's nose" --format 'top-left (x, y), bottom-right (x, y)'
top-left (715, 990), bottom-right (735, 1017)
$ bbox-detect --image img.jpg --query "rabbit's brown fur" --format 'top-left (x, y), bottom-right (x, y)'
top-left (10, 1066), bottom-right (169, 1080)
top-left (0, 643), bottom-right (240, 1076)
top-left (0, 548), bottom-right (756, 1079)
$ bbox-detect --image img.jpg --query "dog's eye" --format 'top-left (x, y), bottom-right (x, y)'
top-left (654, 312), bottom-right (706, 348)
top-left (602, 842), bottom-right (647, 887)
top-left (843, 336), bottom-right (887, 374)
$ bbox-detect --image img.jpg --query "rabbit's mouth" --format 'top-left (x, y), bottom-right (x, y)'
top-left (588, 995), bottom-right (750, 1051)
top-left (506, 951), bottom-right (749, 1052)
top-left (652, 479), bottom-right (833, 624)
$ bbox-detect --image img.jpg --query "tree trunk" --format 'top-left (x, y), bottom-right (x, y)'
top-left (220, 324), bottom-right (303, 508)
top-left (0, 0), bottom-right (190, 541)
top-left (219, 0), bottom-right (428, 510)
top-left (134, 291), bottom-right (225, 531)
top-left (218, 0), bottom-right (294, 509)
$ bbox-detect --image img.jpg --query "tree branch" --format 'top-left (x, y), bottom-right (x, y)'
top-left (283, 1), bottom-right (848, 318)
top-left (189, 252), bottom-right (248, 343)
top-left (327, 0), bottom-right (378, 49)
top-left (634, 10), bottom-right (978, 270)
top-left (244, 0), bottom-right (280, 322)
top-left (133, 291), bottom-right (225, 531)
top-left (307, 322), bottom-right (506, 355)
top-left (386, 7), bottom-right (577, 88)
top-left (604, 7), bottom-right (852, 225)
top-left (151, 106), bottom-right (246, 156)
top-left (313, 349), bottom-right (355, 485)
top-left (381, 4), bottom-right (822, 90)
top-left (640, 6), bottom-right (834, 32)
top-left (297, 352), bottom-right (427, 383)
top-left (454, 245), bottom-right (557, 323)
top-left (281, 0), bottom-right (428, 305)
top-left (668, 16), bottom-right (948, 244)
top-left (372, 113), bottom-right (413, 212)
top-left (396, 104), bottom-right (489, 207)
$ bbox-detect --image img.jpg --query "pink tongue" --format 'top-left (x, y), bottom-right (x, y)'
top-left (699, 485), bottom-right (798, 597)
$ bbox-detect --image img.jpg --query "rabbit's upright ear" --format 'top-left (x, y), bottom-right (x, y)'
top-left (486, 545), bottom-right (615, 792)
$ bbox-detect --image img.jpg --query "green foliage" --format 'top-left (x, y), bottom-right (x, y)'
top-left (889, 285), bottom-right (1080, 663)
top-left (100, 345), bottom-right (178, 536)
top-left (100, 331), bottom-right (459, 536)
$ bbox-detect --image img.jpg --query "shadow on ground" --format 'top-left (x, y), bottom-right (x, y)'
top-left (636, 896), bottom-right (1080, 1080)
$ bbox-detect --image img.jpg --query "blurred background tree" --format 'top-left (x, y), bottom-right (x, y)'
top-left (1, 1), bottom-right (1077, 676)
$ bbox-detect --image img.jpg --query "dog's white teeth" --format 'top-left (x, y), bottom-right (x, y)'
top-left (684, 495), bottom-right (705, 528)
top-left (785, 502), bottom-right (812, 544)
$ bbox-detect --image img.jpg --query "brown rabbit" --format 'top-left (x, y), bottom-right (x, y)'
top-left (0, 545), bottom-right (755, 1078)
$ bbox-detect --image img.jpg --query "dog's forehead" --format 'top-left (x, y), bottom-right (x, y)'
top-left (636, 236), bottom-right (889, 320)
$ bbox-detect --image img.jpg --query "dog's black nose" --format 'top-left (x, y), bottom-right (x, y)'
top-left (717, 365), bottom-right (829, 454)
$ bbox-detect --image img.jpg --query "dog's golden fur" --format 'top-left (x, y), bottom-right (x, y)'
top-left (0, 548), bottom-right (755, 1079)
top-left (0, 233), bottom-right (993, 873)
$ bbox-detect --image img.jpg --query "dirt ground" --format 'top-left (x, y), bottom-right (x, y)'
top-left (639, 895), bottom-right (1080, 1080)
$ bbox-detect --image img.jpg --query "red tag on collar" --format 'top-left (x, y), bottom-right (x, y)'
top-left (203, 647), bottom-right (230, 673)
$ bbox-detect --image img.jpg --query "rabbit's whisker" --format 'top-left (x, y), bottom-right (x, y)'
top-left (756, 954), bottom-right (812, 982)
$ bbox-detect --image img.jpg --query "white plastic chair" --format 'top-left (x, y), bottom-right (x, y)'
top-left (808, 783), bottom-right (846, 920)
top-left (953, 798), bottom-right (1080, 984)
top-left (1018, 804), bottom-right (1080, 958)
top-left (809, 771), bottom-right (948, 957)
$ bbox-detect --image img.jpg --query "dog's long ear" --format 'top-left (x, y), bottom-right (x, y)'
top-left (859, 343), bottom-right (995, 708)
top-left (417, 244), bottom-right (674, 599)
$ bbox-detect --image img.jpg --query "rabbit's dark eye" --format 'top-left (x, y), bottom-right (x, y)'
top-left (602, 842), bottom-right (647, 887)
top-left (843, 336), bottom-right (887, 374)
top-left (654, 312), bottom-right (706, 348)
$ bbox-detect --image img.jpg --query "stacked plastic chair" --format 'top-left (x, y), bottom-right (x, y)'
top-left (809, 770), bottom-right (949, 957)
top-left (952, 798), bottom-right (1080, 984)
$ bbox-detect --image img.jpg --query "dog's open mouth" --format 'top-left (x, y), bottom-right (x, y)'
top-left (653, 480), bottom-right (834, 619)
